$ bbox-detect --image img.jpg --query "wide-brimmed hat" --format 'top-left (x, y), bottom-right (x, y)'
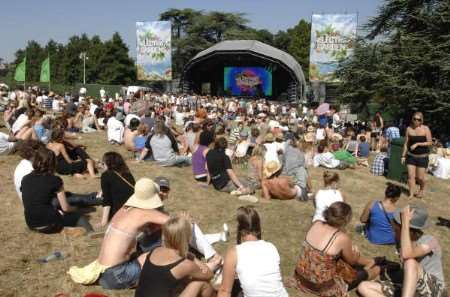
top-left (332, 133), bottom-right (343, 141)
top-left (393, 205), bottom-right (430, 230)
top-left (307, 126), bottom-right (315, 133)
top-left (263, 160), bottom-right (282, 178)
top-left (125, 178), bottom-right (163, 210)
top-left (264, 133), bottom-right (274, 143)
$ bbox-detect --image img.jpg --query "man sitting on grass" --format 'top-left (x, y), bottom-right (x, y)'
top-left (358, 205), bottom-right (447, 297)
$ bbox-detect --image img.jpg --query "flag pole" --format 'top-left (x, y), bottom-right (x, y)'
top-left (48, 52), bottom-right (51, 91)
top-left (23, 52), bottom-right (26, 91)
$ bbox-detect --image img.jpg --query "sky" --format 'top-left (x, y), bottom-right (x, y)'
top-left (0, 0), bottom-right (382, 63)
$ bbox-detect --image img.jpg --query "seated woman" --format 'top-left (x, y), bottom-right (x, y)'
top-left (312, 171), bottom-right (345, 222)
top-left (68, 178), bottom-right (221, 289)
top-left (219, 206), bottom-right (288, 297)
top-left (47, 128), bottom-right (97, 178)
top-left (205, 137), bottom-right (250, 194)
top-left (135, 214), bottom-right (221, 297)
top-left (246, 144), bottom-right (265, 191)
top-left (146, 121), bottom-right (191, 167)
top-left (192, 131), bottom-right (214, 185)
top-left (21, 147), bottom-right (93, 234)
top-left (360, 183), bottom-right (401, 245)
top-left (99, 151), bottom-right (136, 228)
top-left (81, 106), bottom-right (101, 133)
top-left (291, 202), bottom-right (380, 296)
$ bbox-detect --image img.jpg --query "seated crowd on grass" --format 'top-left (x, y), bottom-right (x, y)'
top-left (0, 86), bottom-right (447, 297)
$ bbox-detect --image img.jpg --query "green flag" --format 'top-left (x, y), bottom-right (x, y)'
top-left (14, 57), bottom-right (26, 82)
top-left (40, 57), bottom-right (50, 83)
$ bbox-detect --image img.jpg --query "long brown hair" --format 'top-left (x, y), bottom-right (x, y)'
top-left (236, 206), bottom-right (262, 244)
top-left (32, 147), bottom-right (56, 175)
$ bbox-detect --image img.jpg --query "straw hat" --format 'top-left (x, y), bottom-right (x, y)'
top-left (124, 178), bottom-right (163, 210)
top-left (263, 160), bottom-right (282, 178)
top-left (307, 126), bottom-right (315, 133)
top-left (264, 133), bottom-right (274, 143)
top-left (332, 133), bottom-right (343, 141)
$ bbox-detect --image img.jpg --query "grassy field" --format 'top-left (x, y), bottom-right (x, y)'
top-left (0, 130), bottom-right (448, 297)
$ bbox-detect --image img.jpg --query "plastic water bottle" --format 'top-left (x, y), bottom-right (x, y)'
top-left (37, 251), bottom-right (65, 263)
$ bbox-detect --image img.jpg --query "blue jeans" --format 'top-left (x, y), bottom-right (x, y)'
top-left (98, 258), bottom-right (141, 290)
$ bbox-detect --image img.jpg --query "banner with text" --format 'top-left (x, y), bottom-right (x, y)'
top-left (309, 14), bottom-right (357, 82)
top-left (136, 21), bottom-right (172, 81)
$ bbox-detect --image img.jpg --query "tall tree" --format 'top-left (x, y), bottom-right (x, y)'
top-left (337, 0), bottom-right (450, 137)
top-left (98, 32), bottom-right (135, 84)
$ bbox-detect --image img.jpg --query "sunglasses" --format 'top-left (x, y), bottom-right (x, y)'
top-left (413, 118), bottom-right (422, 122)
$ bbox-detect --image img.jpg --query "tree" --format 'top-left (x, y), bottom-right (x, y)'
top-left (286, 20), bottom-right (311, 71)
top-left (337, 0), bottom-right (450, 137)
top-left (98, 32), bottom-right (135, 85)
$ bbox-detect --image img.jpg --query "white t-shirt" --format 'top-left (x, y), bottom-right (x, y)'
top-left (174, 111), bottom-right (185, 126)
top-left (107, 117), bottom-right (124, 144)
top-left (11, 113), bottom-right (29, 134)
top-left (264, 142), bottom-right (284, 164)
top-left (316, 128), bottom-right (326, 141)
top-left (0, 132), bottom-right (15, 155)
top-left (313, 152), bottom-right (340, 169)
top-left (236, 240), bottom-right (288, 297)
top-left (14, 159), bottom-right (33, 200)
top-left (52, 99), bottom-right (61, 111)
top-left (312, 189), bottom-right (344, 222)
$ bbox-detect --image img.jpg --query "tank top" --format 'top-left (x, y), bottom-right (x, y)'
top-left (192, 145), bottom-right (207, 176)
top-left (408, 135), bottom-right (429, 155)
top-left (236, 240), bottom-right (288, 297)
top-left (366, 201), bottom-right (395, 245)
top-left (135, 249), bottom-right (186, 297)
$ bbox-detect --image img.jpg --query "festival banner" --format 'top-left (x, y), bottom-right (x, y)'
top-left (40, 57), bottom-right (50, 83)
top-left (309, 14), bottom-right (357, 82)
top-left (136, 21), bottom-right (172, 81)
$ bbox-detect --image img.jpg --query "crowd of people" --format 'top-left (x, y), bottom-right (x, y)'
top-left (0, 85), bottom-right (448, 297)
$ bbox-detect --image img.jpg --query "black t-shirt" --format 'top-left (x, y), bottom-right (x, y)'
top-left (206, 148), bottom-right (232, 190)
top-left (101, 170), bottom-right (135, 220)
top-left (21, 172), bottom-right (63, 228)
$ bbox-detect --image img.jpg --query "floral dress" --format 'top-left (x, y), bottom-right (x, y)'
top-left (292, 230), bottom-right (348, 297)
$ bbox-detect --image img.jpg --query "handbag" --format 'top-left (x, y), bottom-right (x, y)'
top-left (113, 170), bottom-right (135, 189)
top-left (336, 258), bottom-right (358, 284)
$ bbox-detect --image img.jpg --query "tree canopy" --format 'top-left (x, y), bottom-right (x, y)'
top-left (337, 0), bottom-right (450, 137)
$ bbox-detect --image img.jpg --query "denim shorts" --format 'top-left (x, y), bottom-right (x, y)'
top-left (98, 258), bottom-right (141, 290)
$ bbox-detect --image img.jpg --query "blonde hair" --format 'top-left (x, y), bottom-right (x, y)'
top-left (162, 215), bottom-right (192, 257)
top-left (251, 144), bottom-right (266, 158)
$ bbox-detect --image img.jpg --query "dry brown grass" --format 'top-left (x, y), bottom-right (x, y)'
top-left (0, 130), bottom-right (448, 297)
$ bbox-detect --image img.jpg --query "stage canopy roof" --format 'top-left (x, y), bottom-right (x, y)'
top-left (182, 40), bottom-right (307, 100)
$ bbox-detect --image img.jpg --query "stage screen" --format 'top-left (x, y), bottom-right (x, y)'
top-left (224, 67), bottom-right (272, 96)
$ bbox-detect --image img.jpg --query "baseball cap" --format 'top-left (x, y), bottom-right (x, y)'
top-left (154, 176), bottom-right (170, 189)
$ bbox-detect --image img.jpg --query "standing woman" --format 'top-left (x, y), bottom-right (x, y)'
top-left (401, 112), bottom-right (432, 198)
top-left (219, 206), bottom-right (288, 297)
top-left (98, 152), bottom-right (135, 227)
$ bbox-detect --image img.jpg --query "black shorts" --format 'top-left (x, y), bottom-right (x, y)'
top-left (194, 176), bottom-right (208, 182)
top-left (406, 155), bottom-right (429, 168)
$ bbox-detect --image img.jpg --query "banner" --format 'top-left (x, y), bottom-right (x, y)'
top-left (136, 21), bottom-right (172, 81)
top-left (14, 57), bottom-right (26, 82)
top-left (309, 14), bottom-right (357, 82)
top-left (40, 57), bottom-right (50, 83)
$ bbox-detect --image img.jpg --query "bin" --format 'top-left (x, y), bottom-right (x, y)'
top-left (387, 137), bottom-right (408, 183)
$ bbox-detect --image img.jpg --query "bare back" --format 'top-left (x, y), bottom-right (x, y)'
top-left (98, 207), bottom-right (169, 266)
top-left (306, 221), bottom-right (346, 256)
top-left (266, 176), bottom-right (296, 200)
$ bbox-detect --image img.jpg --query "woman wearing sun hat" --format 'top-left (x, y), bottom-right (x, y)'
top-left (69, 178), bottom-right (221, 289)
top-left (358, 205), bottom-right (447, 297)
